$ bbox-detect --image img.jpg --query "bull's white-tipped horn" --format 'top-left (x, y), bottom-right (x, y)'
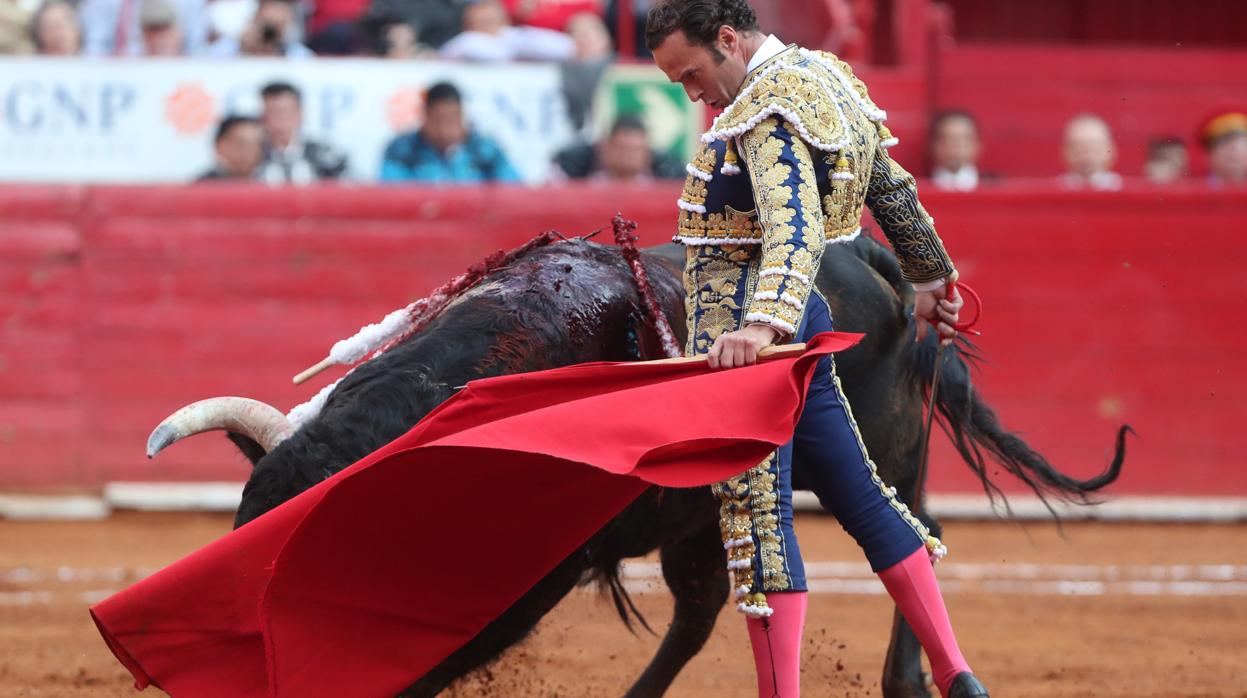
top-left (147, 397), bottom-right (295, 459)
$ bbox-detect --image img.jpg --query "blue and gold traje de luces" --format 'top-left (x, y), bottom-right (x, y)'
top-left (680, 46), bottom-right (953, 615)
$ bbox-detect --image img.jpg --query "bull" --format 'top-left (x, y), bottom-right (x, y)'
top-left (149, 236), bottom-right (1127, 698)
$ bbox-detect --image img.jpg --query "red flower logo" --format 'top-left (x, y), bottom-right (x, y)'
top-left (386, 87), bottom-right (425, 132)
top-left (165, 83), bottom-right (217, 137)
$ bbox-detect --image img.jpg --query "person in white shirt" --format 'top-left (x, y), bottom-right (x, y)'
top-left (31, 0), bottom-right (81, 55)
top-left (257, 82), bottom-right (349, 184)
top-left (208, 0), bottom-right (313, 58)
top-left (439, 0), bottom-right (575, 62)
top-left (1059, 113), bottom-right (1123, 191)
top-left (78, 0), bottom-right (206, 55)
top-left (929, 110), bottom-right (985, 192)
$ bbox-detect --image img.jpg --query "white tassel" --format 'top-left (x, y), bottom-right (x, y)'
top-left (832, 172), bottom-right (854, 181)
top-left (685, 163), bottom-right (713, 182)
top-left (720, 162), bottom-right (742, 175)
top-left (880, 137), bottom-right (899, 148)
top-left (758, 266), bottom-right (812, 284)
top-left (744, 311), bottom-right (797, 336)
top-left (827, 227), bottom-right (862, 245)
top-left (740, 603), bottom-right (774, 618)
top-left (753, 290), bottom-right (779, 302)
top-left (676, 199), bottom-right (707, 214)
top-left (779, 292), bottom-right (804, 310)
top-left (673, 235), bottom-right (763, 246)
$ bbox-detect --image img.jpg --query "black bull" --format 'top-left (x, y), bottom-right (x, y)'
top-left (162, 237), bottom-right (1126, 697)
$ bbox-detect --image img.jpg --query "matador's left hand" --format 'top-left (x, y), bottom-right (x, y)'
top-left (914, 276), bottom-right (963, 346)
top-left (708, 324), bottom-right (782, 369)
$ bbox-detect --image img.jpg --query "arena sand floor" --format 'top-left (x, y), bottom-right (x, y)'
top-left (1, 512), bottom-right (1244, 697)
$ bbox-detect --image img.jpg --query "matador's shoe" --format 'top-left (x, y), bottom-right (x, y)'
top-left (948, 672), bottom-right (990, 698)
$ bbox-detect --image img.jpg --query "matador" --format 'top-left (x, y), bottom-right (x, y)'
top-left (647, 1), bottom-right (990, 697)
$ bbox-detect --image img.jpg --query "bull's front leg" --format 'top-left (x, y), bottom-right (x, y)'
top-left (623, 520), bottom-right (729, 698)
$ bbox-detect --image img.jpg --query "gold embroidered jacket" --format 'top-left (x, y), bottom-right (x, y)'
top-left (676, 46), bottom-right (954, 340)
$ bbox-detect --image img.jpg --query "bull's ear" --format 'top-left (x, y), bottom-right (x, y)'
top-left (227, 433), bottom-right (268, 468)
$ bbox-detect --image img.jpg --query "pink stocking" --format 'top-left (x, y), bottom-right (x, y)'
top-left (745, 591), bottom-right (807, 698)
top-left (877, 547), bottom-right (972, 696)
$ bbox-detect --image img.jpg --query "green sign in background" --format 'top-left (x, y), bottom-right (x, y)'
top-left (594, 65), bottom-right (706, 163)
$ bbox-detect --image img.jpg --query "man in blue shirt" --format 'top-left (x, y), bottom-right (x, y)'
top-left (380, 82), bottom-right (522, 184)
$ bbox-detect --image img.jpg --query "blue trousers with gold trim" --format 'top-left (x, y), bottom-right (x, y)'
top-left (757, 291), bottom-right (928, 592)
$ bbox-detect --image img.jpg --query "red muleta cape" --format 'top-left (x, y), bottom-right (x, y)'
top-left (91, 332), bottom-right (861, 697)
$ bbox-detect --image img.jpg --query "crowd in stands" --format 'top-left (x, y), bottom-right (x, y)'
top-left (927, 109), bottom-right (1247, 191)
top-left (0, 0), bottom-right (612, 59)
top-left (1, 0), bottom-right (1243, 188)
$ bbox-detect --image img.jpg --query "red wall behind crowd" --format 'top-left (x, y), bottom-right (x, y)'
top-left (2, 184), bottom-right (1243, 498)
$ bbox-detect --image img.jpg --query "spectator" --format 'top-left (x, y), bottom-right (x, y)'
top-left (604, 0), bottom-right (652, 58)
top-left (379, 81), bottom-right (521, 184)
top-left (257, 82), bottom-right (349, 184)
top-left (137, 0), bottom-right (186, 55)
top-left (78, 0), bottom-right (205, 55)
top-left (0, 0), bottom-right (34, 54)
top-left (439, 0), bottom-right (574, 62)
top-left (362, 0), bottom-right (462, 50)
top-left (306, 0), bottom-right (368, 39)
top-left (561, 10), bottom-right (612, 131)
top-left (375, 21), bottom-right (432, 58)
top-left (209, 0), bottom-right (312, 58)
top-left (552, 114), bottom-right (683, 182)
top-left (1200, 110), bottom-right (1247, 187)
top-left (198, 115), bottom-right (264, 181)
top-left (31, 0), bottom-right (81, 55)
top-left (304, 0), bottom-right (369, 55)
top-left (501, 0), bottom-right (601, 31)
top-left (928, 110), bottom-right (987, 192)
top-left (1143, 137), bottom-right (1189, 185)
top-left (1059, 114), bottom-right (1123, 191)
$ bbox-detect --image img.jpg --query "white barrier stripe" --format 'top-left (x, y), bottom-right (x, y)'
top-left (3, 567), bottom-right (1246, 603)
top-left (793, 492), bottom-right (1247, 522)
top-left (5, 488), bottom-right (1239, 521)
top-left (0, 589), bottom-right (121, 606)
top-left (622, 561), bottom-right (1247, 582)
top-left (6, 487), bottom-right (1236, 522)
top-left (619, 578), bottom-right (1247, 598)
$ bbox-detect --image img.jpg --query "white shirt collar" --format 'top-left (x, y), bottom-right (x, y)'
top-left (746, 34), bottom-right (786, 74)
top-left (932, 165), bottom-right (979, 192)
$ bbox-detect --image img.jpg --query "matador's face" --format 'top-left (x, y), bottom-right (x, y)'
top-left (653, 27), bottom-right (750, 111)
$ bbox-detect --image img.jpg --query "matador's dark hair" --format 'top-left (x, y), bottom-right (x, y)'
top-left (645, 0), bottom-right (759, 53)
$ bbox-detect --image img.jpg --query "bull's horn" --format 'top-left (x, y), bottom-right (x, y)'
top-left (147, 397), bottom-right (294, 459)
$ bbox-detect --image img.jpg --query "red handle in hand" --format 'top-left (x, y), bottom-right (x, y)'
top-left (929, 279), bottom-right (982, 335)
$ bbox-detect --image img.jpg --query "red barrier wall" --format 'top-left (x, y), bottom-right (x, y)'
top-left (2, 184), bottom-right (1244, 497)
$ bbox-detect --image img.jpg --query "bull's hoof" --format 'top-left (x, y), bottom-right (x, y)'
top-left (948, 672), bottom-right (990, 698)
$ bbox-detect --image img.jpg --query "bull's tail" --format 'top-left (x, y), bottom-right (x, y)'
top-left (909, 333), bottom-right (1130, 515)
top-left (583, 563), bottom-right (655, 637)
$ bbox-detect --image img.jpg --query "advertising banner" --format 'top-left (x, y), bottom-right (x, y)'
top-left (0, 58), bottom-right (579, 183)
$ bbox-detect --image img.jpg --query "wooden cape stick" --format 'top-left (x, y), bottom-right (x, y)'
top-left (643, 343), bottom-right (807, 366)
top-left (293, 358), bottom-right (334, 385)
